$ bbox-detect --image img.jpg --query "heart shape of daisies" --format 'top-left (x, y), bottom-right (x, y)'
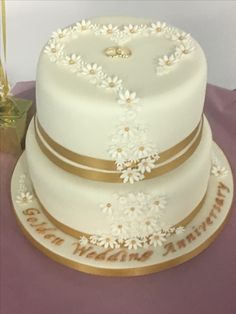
top-left (44, 20), bottom-right (195, 184)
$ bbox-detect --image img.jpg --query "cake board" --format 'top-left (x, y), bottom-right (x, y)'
top-left (10, 142), bottom-right (234, 277)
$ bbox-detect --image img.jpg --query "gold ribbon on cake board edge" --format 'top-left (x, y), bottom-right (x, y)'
top-left (34, 116), bottom-right (204, 183)
top-left (11, 188), bottom-right (233, 277)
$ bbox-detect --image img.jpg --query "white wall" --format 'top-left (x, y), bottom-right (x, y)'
top-left (5, 0), bottom-right (236, 89)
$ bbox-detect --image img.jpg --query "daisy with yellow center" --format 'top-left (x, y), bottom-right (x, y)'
top-left (150, 21), bottom-right (167, 34)
top-left (149, 231), bottom-right (167, 247)
top-left (62, 54), bottom-right (81, 72)
top-left (118, 89), bottom-right (140, 111)
top-left (44, 41), bottom-right (64, 62)
top-left (100, 202), bottom-right (113, 215)
top-left (120, 167), bottom-right (143, 184)
top-left (16, 192), bottom-right (33, 205)
top-left (100, 75), bottom-right (122, 91)
top-left (74, 19), bottom-right (93, 32)
top-left (124, 238), bottom-right (143, 250)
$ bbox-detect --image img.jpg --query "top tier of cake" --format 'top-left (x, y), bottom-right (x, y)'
top-left (36, 16), bottom-right (207, 166)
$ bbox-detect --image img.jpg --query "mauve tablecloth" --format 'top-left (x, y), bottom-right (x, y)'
top-left (0, 82), bottom-right (236, 314)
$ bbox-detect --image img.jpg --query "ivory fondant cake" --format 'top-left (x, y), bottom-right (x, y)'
top-left (11, 16), bottom-right (233, 276)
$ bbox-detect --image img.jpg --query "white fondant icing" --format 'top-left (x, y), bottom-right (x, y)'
top-left (25, 117), bottom-right (212, 236)
top-left (36, 16), bottom-right (207, 161)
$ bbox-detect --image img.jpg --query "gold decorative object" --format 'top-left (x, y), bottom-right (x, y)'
top-left (0, 0), bottom-right (32, 154)
top-left (104, 46), bottom-right (132, 58)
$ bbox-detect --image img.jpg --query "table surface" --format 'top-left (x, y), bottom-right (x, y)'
top-left (1, 82), bottom-right (236, 314)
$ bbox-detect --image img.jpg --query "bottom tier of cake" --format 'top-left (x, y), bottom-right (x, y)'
top-left (25, 117), bottom-right (213, 246)
top-left (11, 141), bottom-right (233, 275)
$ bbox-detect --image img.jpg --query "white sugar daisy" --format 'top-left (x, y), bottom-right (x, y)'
top-left (115, 122), bottom-right (138, 140)
top-left (51, 28), bottom-right (71, 40)
top-left (172, 31), bottom-right (191, 42)
top-left (100, 76), bottom-right (122, 91)
top-left (211, 165), bottom-right (228, 177)
top-left (100, 202), bottom-right (113, 215)
top-left (149, 21), bottom-right (167, 34)
top-left (123, 204), bottom-right (142, 218)
top-left (118, 89), bottom-right (140, 111)
top-left (138, 157), bottom-right (156, 174)
top-left (131, 141), bottom-right (156, 159)
top-left (74, 19), bottom-right (93, 32)
top-left (150, 194), bottom-right (167, 211)
top-left (78, 236), bottom-right (89, 246)
top-left (115, 161), bottom-right (126, 171)
top-left (61, 54), bottom-right (81, 72)
top-left (98, 235), bottom-right (119, 249)
top-left (175, 42), bottom-right (195, 56)
top-left (162, 26), bottom-right (176, 39)
top-left (44, 41), bottom-right (64, 62)
top-left (100, 24), bottom-right (119, 35)
top-left (81, 63), bottom-right (103, 77)
top-left (81, 63), bottom-right (104, 83)
top-left (142, 217), bottom-right (158, 235)
top-left (124, 237), bottom-right (143, 250)
top-left (16, 192), bottom-right (33, 205)
top-left (149, 231), bottom-right (167, 247)
top-left (108, 142), bottom-right (128, 162)
top-left (158, 54), bottom-right (177, 67)
top-left (124, 24), bottom-right (140, 34)
top-left (120, 168), bottom-right (143, 184)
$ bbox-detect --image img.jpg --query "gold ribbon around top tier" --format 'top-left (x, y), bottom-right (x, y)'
top-left (35, 189), bottom-right (207, 242)
top-left (34, 116), bottom-right (203, 183)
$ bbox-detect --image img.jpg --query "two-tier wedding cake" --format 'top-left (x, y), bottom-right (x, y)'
top-left (11, 16), bottom-right (234, 276)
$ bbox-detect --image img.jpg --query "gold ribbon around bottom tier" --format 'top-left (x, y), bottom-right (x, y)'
top-left (14, 206), bottom-right (231, 277)
top-left (12, 187), bottom-right (233, 277)
top-left (34, 117), bottom-right (204, 183)
top-left (35, 189), bottom-right (207, 241)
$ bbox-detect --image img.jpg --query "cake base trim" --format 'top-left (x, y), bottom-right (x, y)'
top-left (11, 142), bottom-right (234, 276)
top-left (34, 117), bottom-right (203, 182)
top-left (33, 188), bottom-right (207, 241)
